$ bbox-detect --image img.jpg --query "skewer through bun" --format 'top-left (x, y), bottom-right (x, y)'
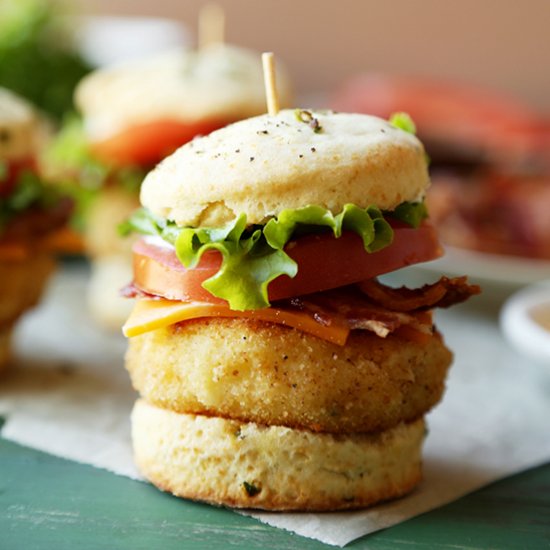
top-left (123, 105), bottom-right (479, 511)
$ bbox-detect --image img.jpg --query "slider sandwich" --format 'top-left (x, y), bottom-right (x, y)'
top-left (0, 88), bottom-right (71, 370)
top-left (122, 108), bottom-right (479, 510)
top-left (45, 44), bottom-right (292, 329)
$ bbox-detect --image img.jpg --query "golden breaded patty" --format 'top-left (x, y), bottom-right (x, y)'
top-left (132, 399), bottom-right (425, 511)
top-left (0, 253), bottom-right (54, 370)
top-left (126, 318), bottom-right (452, 433)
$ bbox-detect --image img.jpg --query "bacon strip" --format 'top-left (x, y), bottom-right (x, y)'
top-left (288, 288), bottom-right (435, 339)
top-left (123, 276), bottom-right (480, 342)
top-left (357, 276), bottom-right (481, 312)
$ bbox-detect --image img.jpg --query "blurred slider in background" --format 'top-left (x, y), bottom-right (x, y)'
top-left (0, 88), bottom-right (74, 370)
top-left (41, 4), bottom-right (292, 331)
top-left (332, 74), bottom-right (550, 265)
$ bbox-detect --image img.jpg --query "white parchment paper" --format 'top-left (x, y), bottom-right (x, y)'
top-left (2, 263), bottom-right (550, 547)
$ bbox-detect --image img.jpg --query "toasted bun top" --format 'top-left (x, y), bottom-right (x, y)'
top-left (76, 44), bottom-right (292, 142)
top-left (0, 88), bottom-right (42, 161)
top-left (140, 109), bottom-right (430, 227)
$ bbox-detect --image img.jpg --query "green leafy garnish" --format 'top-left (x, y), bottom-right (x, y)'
top-left (391, 201), bottom-right (428, 228)
top-left (177, 214), bottom-right (297, 311)
top-left (0, 167), bottom-right (63, 234)
top-left (118, 207), bottom-right (180, 244)
top-left (0, 0), bottom-right (92, 120)
top-left (42, 115), bottom-right (109, 192)
top-left (263, 204), bottom-right (392, 252)
top-left (123, 200), bottom-right (428, 311)
top-left (43, 115), bottom-right (146, 231)
top-left (389, 112), bottom-right (417, 135)
top-left (123, 203), bottom-right (401, 311)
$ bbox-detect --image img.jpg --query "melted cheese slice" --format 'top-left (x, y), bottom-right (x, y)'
top-left (123, 298), bottom-right (350, 345)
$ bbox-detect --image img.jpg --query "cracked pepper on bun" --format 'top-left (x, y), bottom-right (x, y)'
top-left (121, 108), bottom-right (479, 510)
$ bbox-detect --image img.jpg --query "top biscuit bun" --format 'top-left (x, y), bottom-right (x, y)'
top-left (140, 109), bottom-right (430, 227)
top-left (0, 87), bottom-right (42, 161)
top-left (75, 44), bottom-right (292, 142)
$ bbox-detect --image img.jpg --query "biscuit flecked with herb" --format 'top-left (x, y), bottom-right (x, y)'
top-left (123, 107), bottom-right (480, 511)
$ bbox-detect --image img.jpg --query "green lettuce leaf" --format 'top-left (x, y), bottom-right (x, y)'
top-left (124, 203), bottom-right (414, 310)
top-left (43, 115), bottom-right (146, 231)
top-left (175, 214), bottom-right (298, 310)
top-left (389, 112), bottom-right (417, 134)
top-left (119, 207), bottom-right (180, 244)
top-left (391, 201), bottom-right (428, 228)
top-left (0, 164), bottom-right (64, 233)
top-left (0, 0), bottom-right (92, 121)
top-left (42, 115), bottom-right (109, 192)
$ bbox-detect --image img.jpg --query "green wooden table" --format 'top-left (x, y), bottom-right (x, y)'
top-left (1, 431), bottom-right (549, 549)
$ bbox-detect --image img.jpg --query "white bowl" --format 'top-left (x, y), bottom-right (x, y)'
top-left (74, 15), bottom-right (191, 67)
top-left (500, 282), bottom-right (550, 364)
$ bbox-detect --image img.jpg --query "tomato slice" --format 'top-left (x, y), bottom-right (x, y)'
top-left (132, 221), bottom-right (443, 304)
top-left (90, 118), bottom-right (232, 167)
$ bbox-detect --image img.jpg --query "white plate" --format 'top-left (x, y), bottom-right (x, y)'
top-left (417, 246), bottom-right (550, 287)
top-left (500, 282), bottom-right (550, 364)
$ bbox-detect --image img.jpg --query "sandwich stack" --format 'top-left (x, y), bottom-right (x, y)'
top-left (121, 106), bottom-right (479, 510)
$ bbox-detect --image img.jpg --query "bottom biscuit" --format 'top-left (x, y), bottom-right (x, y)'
top-left (132, 399), bottom-right (425, 511)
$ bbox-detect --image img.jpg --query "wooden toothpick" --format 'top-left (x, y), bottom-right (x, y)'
top-left (262, 52), bottom-right (280, 116)
top-left (198, 4), bottom-right (225, 49)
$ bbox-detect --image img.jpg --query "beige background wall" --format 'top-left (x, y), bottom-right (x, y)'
top-left (80, 0), bottom-right (550, 113)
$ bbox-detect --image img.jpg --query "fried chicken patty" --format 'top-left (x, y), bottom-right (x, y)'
top-left (126, 318), bottom-right (452, 434)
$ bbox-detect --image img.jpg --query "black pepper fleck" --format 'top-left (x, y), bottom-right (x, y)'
top-left (235, 149), bottom-right (240, 153)
top-left (299, 154), bottom-right (304, 158)
top-left (311, 147), bottom-right (316, 153)
top-left (249, 156), bottom-right (255, 162)
top-left (243, 481), bottom-right (261, 496)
